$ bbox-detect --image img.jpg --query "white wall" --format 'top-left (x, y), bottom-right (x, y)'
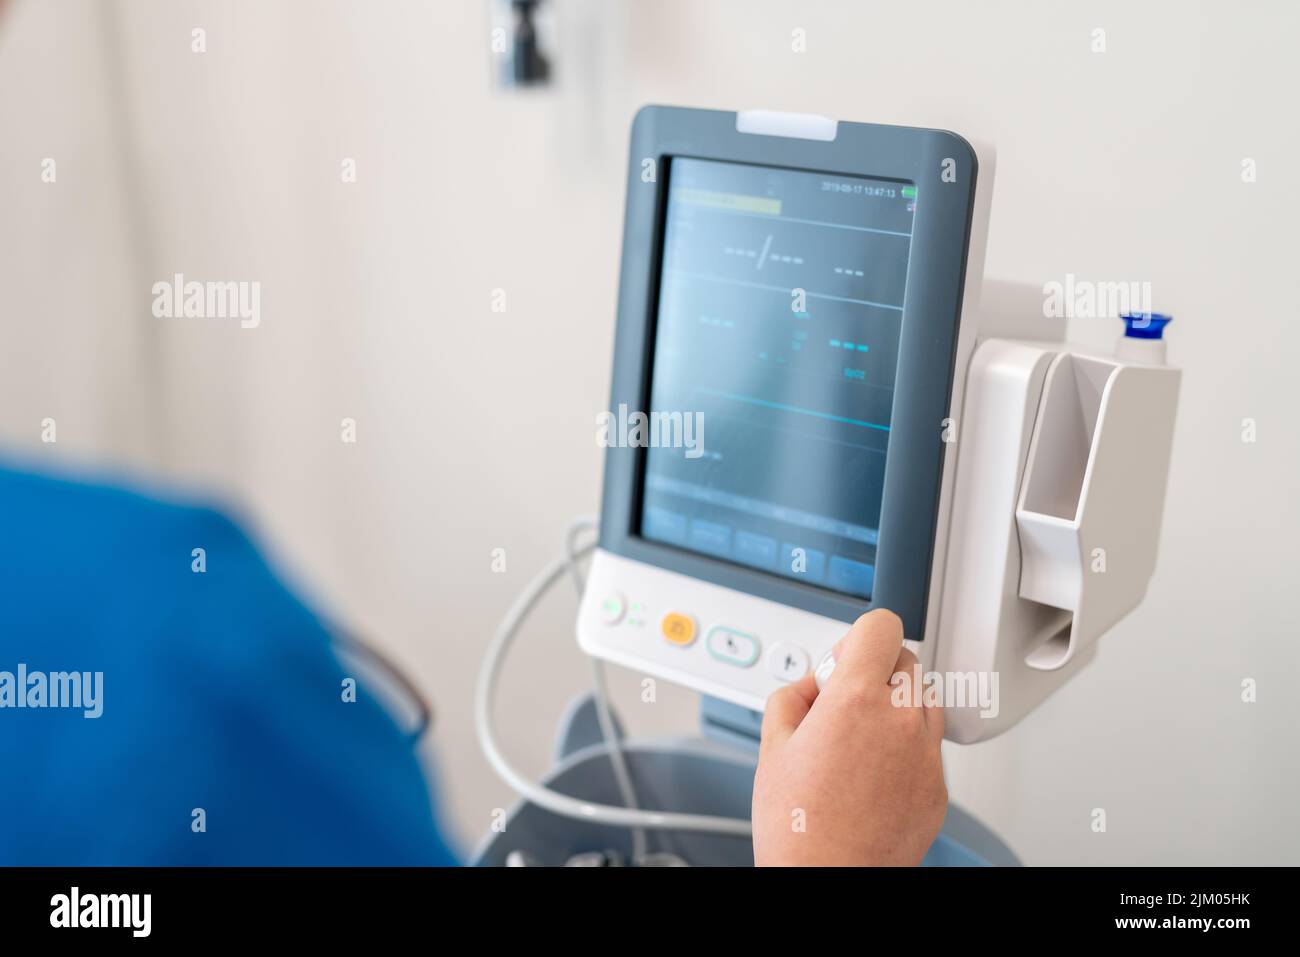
top-left (2, 0), bottom-right (1296, 863)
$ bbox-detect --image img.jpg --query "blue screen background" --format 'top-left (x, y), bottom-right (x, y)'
top-left (639, 158), bottom-right (916, 600)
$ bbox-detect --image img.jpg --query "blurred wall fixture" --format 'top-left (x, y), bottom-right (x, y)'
top-left (493, 0), bottom-right (554, 89)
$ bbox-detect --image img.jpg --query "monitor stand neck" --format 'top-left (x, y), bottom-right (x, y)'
top-left (700, 696), bottom-right (763, 752)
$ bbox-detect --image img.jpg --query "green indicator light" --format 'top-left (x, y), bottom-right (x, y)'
top-left (902, 186), bottom-right (917, 199)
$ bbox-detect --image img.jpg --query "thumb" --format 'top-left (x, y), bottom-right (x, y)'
top-left (759, 674), bottom-right (817, 761)
top-left (823, 609), bottom-right (905, 698)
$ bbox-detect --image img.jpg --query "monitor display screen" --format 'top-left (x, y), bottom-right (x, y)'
top-left (637, 157), bottom-right (917, 600)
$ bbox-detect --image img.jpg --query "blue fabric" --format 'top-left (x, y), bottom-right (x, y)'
top-left (0, 464), bottom-right (459, 865)
top-left (921, 833), bottom-right (990, 867)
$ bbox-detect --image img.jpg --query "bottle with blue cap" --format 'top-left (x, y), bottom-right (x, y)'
top-left (1116, 312), bottom-right (1172, 365)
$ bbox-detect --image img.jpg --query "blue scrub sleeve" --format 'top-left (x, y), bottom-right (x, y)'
top-left (0, 464), bottom-right (459, 865)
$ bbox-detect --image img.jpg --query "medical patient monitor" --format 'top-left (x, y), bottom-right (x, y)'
top-left (577, 106), bottom-right (1180, 742)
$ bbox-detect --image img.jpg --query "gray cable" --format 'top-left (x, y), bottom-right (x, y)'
top-left (474, 534), bottom-right (753, 837)
top-left (563, 516), bottom-right (648, 860)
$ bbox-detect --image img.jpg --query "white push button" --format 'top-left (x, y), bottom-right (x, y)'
top-left (599, 593), bottom-right (626, 625)
top-left (814, 652), bottom-right (836, 691)
top-left (766, 642), bottom-right (809, 682)
top-left (706, 627), bottom-right (760, 667)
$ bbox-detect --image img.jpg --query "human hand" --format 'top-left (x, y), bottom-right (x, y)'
top-left (752, 610), bottom-right (946, 866)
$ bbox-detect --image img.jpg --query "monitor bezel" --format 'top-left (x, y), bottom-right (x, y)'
top-left (598, 106), bottom-right (982, 636)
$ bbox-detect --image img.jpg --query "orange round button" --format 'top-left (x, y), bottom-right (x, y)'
top-left (660, 612), bottom-right (697, 646)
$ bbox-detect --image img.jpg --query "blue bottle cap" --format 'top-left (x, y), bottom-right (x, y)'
top-left (1121, 313), bottom-right (1172, 340)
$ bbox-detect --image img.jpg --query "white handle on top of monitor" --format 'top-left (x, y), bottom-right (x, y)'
top-left (735, 109), bottom-right (838, 142)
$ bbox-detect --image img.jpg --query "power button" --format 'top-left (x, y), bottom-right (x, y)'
top-left (598, 593), bottom-right (626, 625)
